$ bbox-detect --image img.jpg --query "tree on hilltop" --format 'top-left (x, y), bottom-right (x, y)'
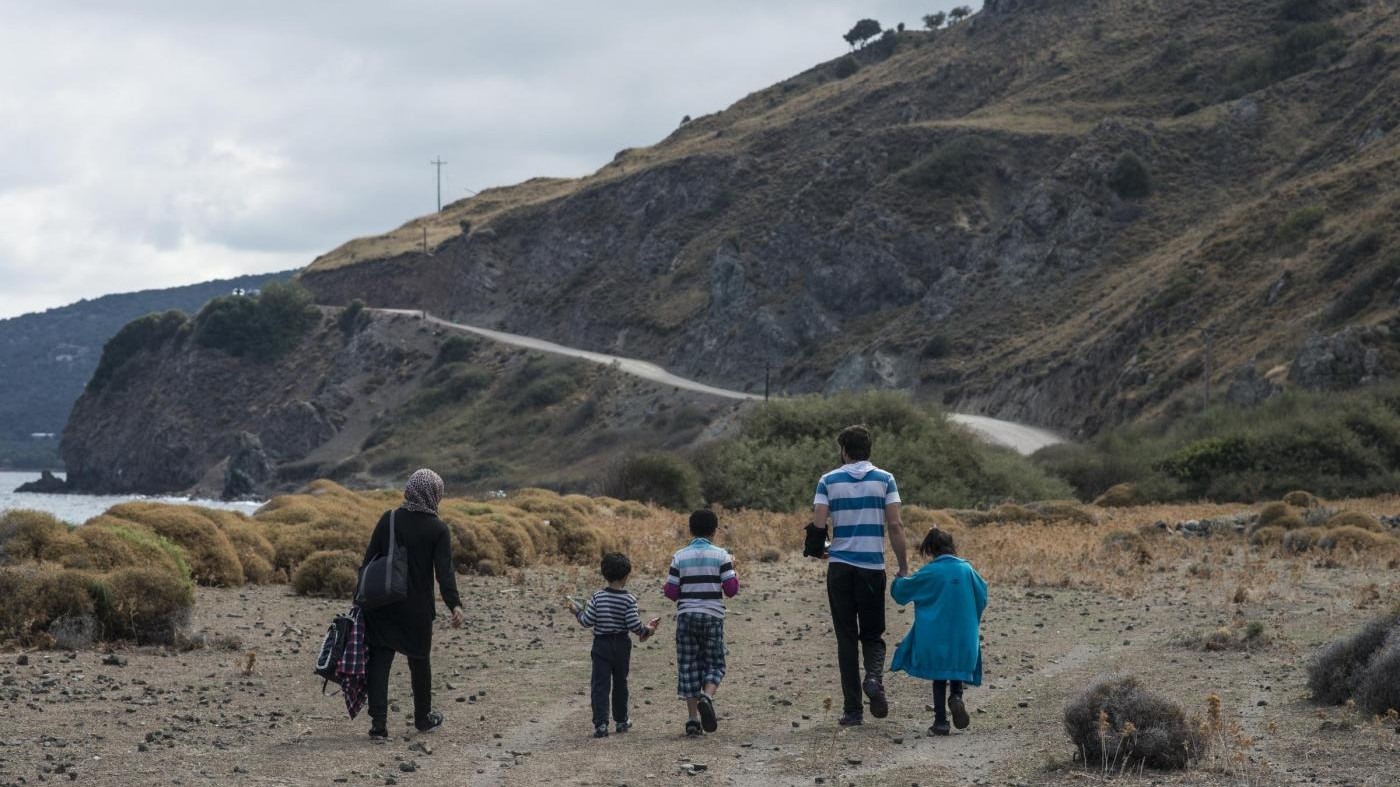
top-left (923, 11), bottom-right (947, 30)
top-left (949, 6), bottom-right (973, 23)
top-left (844, 18), bottom-right (882, 49)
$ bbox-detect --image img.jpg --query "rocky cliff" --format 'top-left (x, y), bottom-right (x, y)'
top-left (62, 307), bottom-right (742, 496)
top-left (301, 0), bottom-right (1400, 435)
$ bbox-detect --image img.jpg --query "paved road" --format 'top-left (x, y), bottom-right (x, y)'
top-left (380, 309), bottom-right (1065, 455)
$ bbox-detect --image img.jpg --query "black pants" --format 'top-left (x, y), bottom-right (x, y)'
top-left (827, 561), bottom-right (887, 713)
top-left (590, 633), bottom-right (632, 728)
top-left (932, 680), bottom-right (965, 723)
top-left (367, 645), bottom-right (432, 726)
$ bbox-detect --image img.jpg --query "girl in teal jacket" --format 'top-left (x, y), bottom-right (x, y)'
top-left (890, 528), bottom-right (987, 736)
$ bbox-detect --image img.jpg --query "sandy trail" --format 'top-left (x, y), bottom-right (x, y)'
top-left (376, 308), bottom-right (1066, 455)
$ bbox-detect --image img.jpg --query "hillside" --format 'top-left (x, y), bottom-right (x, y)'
top-left (60, 303), bottom-right (748, 496)
top-left (301, 0), bottom-right (1400, 436)
top-left (0, 271), bottom-right (291, 469)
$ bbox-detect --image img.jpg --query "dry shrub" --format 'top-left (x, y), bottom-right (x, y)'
top-left (0, 509), bottom-right (83, 564)
top-left (291, 550), bottom-right (361, 598)
top-left (214, 518), bottom-right (277, 583)
top-left (1308, 613), bottom-right (1399, 705)
top-left (1064, 675), bottom-right (1206, 770)
top-left (552, 519), bottom-right (619, 563)
top-left (1249, 525), bottom-right (1285, 546)
top-left (1101, 531), bottom-right (1152, 564)
top-left (255, 481), bottom-right (386, 570)
top-left (1029, 500), bottom-right (1100, 525)
top-left (1093, 483), bottom-right (1140, 508)
top-left (0, 566), bottom-right (99, 647)
top-left (475, 558), bottom-right (504, 576)
top-left (1282, 527), bottom-right (1324, 553)
top-left (1256, 502), bottom-right (1297, 529)
top-left (104, 502), bottom-right (244, 586)
top-left (104, 566), bottom-right (194, 644)
top-left (445, 519), bottom-right (507, 570)
top-left (1324, 511), bottom-right (1384, 532)
top-left (903, 506), bottom-right (958, 529)
top-left (1319, 525), bottom-right (1395, 552)
top-left (1177, 620), bottom-right (1269, 652)
top-left (1354, 631), bottom-right (1400, 715)
top-left (69, 517), bottom-right (191, 579)
top-left (757, 547), bottom-right (783, 563)
top-left (1283, 490), bottom-right (1320, 508)
top-left (606, 499), bottom-right (653, 519)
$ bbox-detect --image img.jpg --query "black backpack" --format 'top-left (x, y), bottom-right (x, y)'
top-left (803, 522), bottom-right (830, 559)
top-left (355, 510), bottom-right (409, 609)
top-left (314, 612), bottom-right (354, 690)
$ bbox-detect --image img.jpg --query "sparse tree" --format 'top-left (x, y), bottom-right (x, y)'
top-left (896, 21), bottom-right (905, 32)
top-left (949, 6), bottom-right (972, 23)
top-left (923, 11), bottom-right (947, 29)
top-left (843, 18), bottom-right (882, 49)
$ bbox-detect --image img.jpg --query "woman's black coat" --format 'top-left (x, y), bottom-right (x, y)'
top-left (359, 507), bottom-right (462, 659)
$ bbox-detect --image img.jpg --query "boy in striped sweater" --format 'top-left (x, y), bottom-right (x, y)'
top-left (664, 510), bottom-right (740, 736)
top-left (570, 552), bottom-right (660, 738)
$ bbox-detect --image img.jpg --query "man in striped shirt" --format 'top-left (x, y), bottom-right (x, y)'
top-left (812, 425), bottom-right (909, 726)
top-left (664, 510), bottom-right (740, 736)
top-left (571, 552), bottom-right (659, 738)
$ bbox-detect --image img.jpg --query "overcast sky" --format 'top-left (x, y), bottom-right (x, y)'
top-left (0, 1), bottom-right (975, 319)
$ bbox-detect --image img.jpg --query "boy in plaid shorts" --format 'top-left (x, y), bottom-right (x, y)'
top-left (664, 510), bottom-right (739, 736)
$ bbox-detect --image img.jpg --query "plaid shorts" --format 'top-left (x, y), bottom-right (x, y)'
top-left (675, 612), bottom-right (726, 699)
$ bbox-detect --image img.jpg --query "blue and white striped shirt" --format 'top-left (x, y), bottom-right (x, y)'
top-left (814, 461), bottom-right (900, 571)
top-left (577, 588), bottom-right (648, 636)
top-left (665, 538), bottom-right (737, 619)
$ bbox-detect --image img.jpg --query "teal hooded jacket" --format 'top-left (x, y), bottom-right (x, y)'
top-left (889, 555), bottom-right (987, 684)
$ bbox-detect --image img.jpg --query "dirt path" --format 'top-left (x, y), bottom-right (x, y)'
top-left (373, 308), bottom-right (1065, 455)
top-left (3, 555), bottom-right (1397, 786)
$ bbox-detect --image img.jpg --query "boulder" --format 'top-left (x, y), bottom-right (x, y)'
top-left (1225, 366), bottom-right (1280, 407)
top-left (1289, 328), bottom-right (1386, 391)
top-left (222, 433), bottom-right (273, 500)
top-left (14, 470), bottom-right (68, 494)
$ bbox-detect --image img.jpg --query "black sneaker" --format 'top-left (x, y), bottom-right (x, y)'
top-left (415, 711), bottom-right (444, 732)
top-left (949, 695), bottom-right (970, 730)
top-left (838, 711), bottom-right (864, 726)
top-left (593, 724), bottom-right (609, 738)
top-left (697, 694), bottom-right (718, 733)
top-left (368, 722), bottom-right (388, 740)
top-left (615, 720), bottom-right (632, 734)
top-left (685, 719), bottom-right (703, 737)
top-left (863, 677), bottom-right (889, 719)
top-left (929, 720), bottom-right (951, 736)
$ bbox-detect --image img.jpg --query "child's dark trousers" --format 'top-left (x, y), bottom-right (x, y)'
top-left (590, 633), bottom-right (633, 728)
top-left (932, 679), bottom-right (965, 723)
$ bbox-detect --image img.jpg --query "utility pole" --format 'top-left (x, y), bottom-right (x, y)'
top-left (764, 360), bottom-right (771, 402)
top-left (430, 157), bottom-right (447, 212)
top-left (422, 226), bottom-right (428, 255)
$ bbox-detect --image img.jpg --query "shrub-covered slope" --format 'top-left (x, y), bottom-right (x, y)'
top-left (301, 0), bottom-right (1400, 436)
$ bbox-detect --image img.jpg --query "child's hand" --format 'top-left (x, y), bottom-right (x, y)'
top-left (566, 598), bottom-right (582, 614)
top-left (647, 616), bottom-right (661, 632)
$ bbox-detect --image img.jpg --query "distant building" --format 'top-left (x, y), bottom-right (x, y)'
top-left (30, 432), bottom-right (56, 440)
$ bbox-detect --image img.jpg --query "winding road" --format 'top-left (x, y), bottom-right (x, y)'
top-left (380, 309), bottom-right (1065, 455)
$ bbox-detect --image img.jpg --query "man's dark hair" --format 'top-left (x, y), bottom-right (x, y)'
top-left (918, 527), bottom-right (957, 558)
top-left (601, 552), bottom-right (632, 582)
top-left (838, 425), bottom-right (873, 461)
top-left (689, 509), bottom-right (719, 538)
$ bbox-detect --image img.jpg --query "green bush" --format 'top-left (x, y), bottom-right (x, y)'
top-left (697, 392), bottom-right (1071, 511)
top-left (606, 452), bottom-right (704, 511)
top-left (87, 310), bottom-right (189, 392)
top-left (436, 334), bottom-right (480, 366)
top-left (516, 372), bottom-right (578, 410)
top-left (833, 55), bottom-right (860, 79)
top-left (337, 300), bottom-right (367, 335)
top-left (193, 281), bottom-right (319, 361)
top-left (1108, 153), bottom-right (1153, 199)
top-left (901, 137), bottom-right (1004, 196)
top-left (1035, 387), bottom-right (1400, 502)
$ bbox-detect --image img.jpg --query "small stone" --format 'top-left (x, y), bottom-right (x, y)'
top-left (891, 737), bottom-right (904, 744)
top-left (399, 761), bottom-right (418, 773)
top-left (101, 654), bottom-right (127, 667)
top-left (16, 655), bottom-right (28, 666)
top-left (845, 758), bottom-right (862, 765)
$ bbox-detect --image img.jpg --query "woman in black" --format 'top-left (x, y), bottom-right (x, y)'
top-left (361, 468), bottom-right (464, 738)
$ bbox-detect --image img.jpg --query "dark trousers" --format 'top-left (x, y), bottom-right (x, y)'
top-left (932, 680), bottom-right (965, 723)
top-left (590, 633), bottom-right (633, 728)
top-left (827, 561), bottom-right (887, 713)
top-left (367, 645), bottom-right (432, 725)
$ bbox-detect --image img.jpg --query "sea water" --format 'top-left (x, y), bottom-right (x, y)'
top-left (0, 471), bottom-right (262, 524)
